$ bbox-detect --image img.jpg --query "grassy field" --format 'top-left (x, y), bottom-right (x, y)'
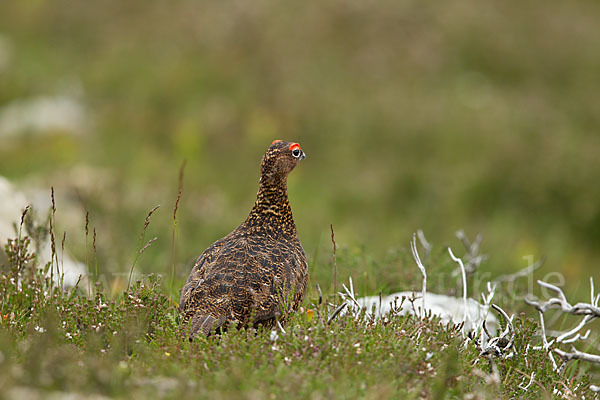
top-left (1, 0), bottom-right (600, 397)
top-left (0, 232), bottom-right (597, 399)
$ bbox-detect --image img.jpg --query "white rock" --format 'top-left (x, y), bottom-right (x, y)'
top-left (347, 291), bottom-right (498, 335)
top-left (0, 176), bottom-right (27, 242)
top-left (0, 176), bottom-right (87, 290)
top-left (0, 94), bottom-right (86, 138)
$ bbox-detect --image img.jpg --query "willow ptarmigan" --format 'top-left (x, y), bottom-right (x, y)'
top-left (179, 140), bottom-right (308, 337)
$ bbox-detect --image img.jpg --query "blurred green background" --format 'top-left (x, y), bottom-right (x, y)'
top-left (1, 0), bottom-right (599, 297)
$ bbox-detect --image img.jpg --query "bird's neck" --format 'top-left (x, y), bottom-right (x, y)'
top-left (243, 177), bottom-right (297, 236)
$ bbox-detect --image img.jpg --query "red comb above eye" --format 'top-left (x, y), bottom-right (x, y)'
top-left (289, 143), bottom-right (301, 151)
top-left (272, 139), bottom-right (283, 145)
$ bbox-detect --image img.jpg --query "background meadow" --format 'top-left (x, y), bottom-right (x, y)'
top-left (2, 0), bottom-right (600, 298)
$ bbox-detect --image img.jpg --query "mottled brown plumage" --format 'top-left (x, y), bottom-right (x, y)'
top-left (180, 140), bottom-right (308, 337)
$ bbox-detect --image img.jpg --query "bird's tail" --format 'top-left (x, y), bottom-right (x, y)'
top-left (189, 313), bottom-right (226, 338)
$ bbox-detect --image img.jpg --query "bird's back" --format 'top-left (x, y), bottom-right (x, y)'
top-left (180, 228), bottom-right (307, 336)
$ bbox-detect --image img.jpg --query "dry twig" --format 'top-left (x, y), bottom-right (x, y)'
top-left (448, 247), bottom-right (469, 325)
top-left (453, 230), bottom-right (487, 277)
top-left (411, 233), bottom-right (427, 316)
top-left (525, 277), bottom-right (600, 380)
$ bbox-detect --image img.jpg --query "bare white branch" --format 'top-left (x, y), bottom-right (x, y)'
top-left (341, 278), bottom-right (360, 309)
top-left (448, 247), bottom-right (469, 324)
top-left (454, 230), bottom-right (487, 276)
top-left (411, 233), bottom-right (427, 316)
top-left (416, 229), bottom-right (432, 256)
top-left (481, 282), bottom-right (497, 306)
top-left (492, 304), bottom-right (514, 340)
top-left (518, 371), bottom-right (536, 391)
top-left (478, 304), bottom-right (515, 360)
top-left (525, 277), bottom-right (600, 387)
top-left (555, 346), bottom-right (600, 364)
top-left (276, 320), bottom-right (286, 335)
top-left (537, 280), bottom-right (568, 303)
top-left (526, 286), bottom-right (600, 318)
top-left (555, 315), bottom-right (593, 343)
top-left (560, 329), bottom-right (590, 344)
top-left (537, 311), bottom-right (558, 371)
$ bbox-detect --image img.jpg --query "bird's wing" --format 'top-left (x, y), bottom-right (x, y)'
top-left (178, 238), bottom-right (226, 311)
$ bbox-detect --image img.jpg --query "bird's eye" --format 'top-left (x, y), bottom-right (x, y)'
top-left (292, 148), bottom-right (301, 158)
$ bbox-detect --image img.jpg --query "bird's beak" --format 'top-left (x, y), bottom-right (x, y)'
top-left (300, 150), bottom-right (306, 161)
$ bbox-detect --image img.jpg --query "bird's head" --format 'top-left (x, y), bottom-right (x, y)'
top-left (260, 140), bottom-right (306, 184)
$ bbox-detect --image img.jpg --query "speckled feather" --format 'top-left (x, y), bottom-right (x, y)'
top-left (179, 141), bottom-right (308, 337)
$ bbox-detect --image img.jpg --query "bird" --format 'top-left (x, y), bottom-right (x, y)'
top-left (179, 140), bottom-right (308, 338)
